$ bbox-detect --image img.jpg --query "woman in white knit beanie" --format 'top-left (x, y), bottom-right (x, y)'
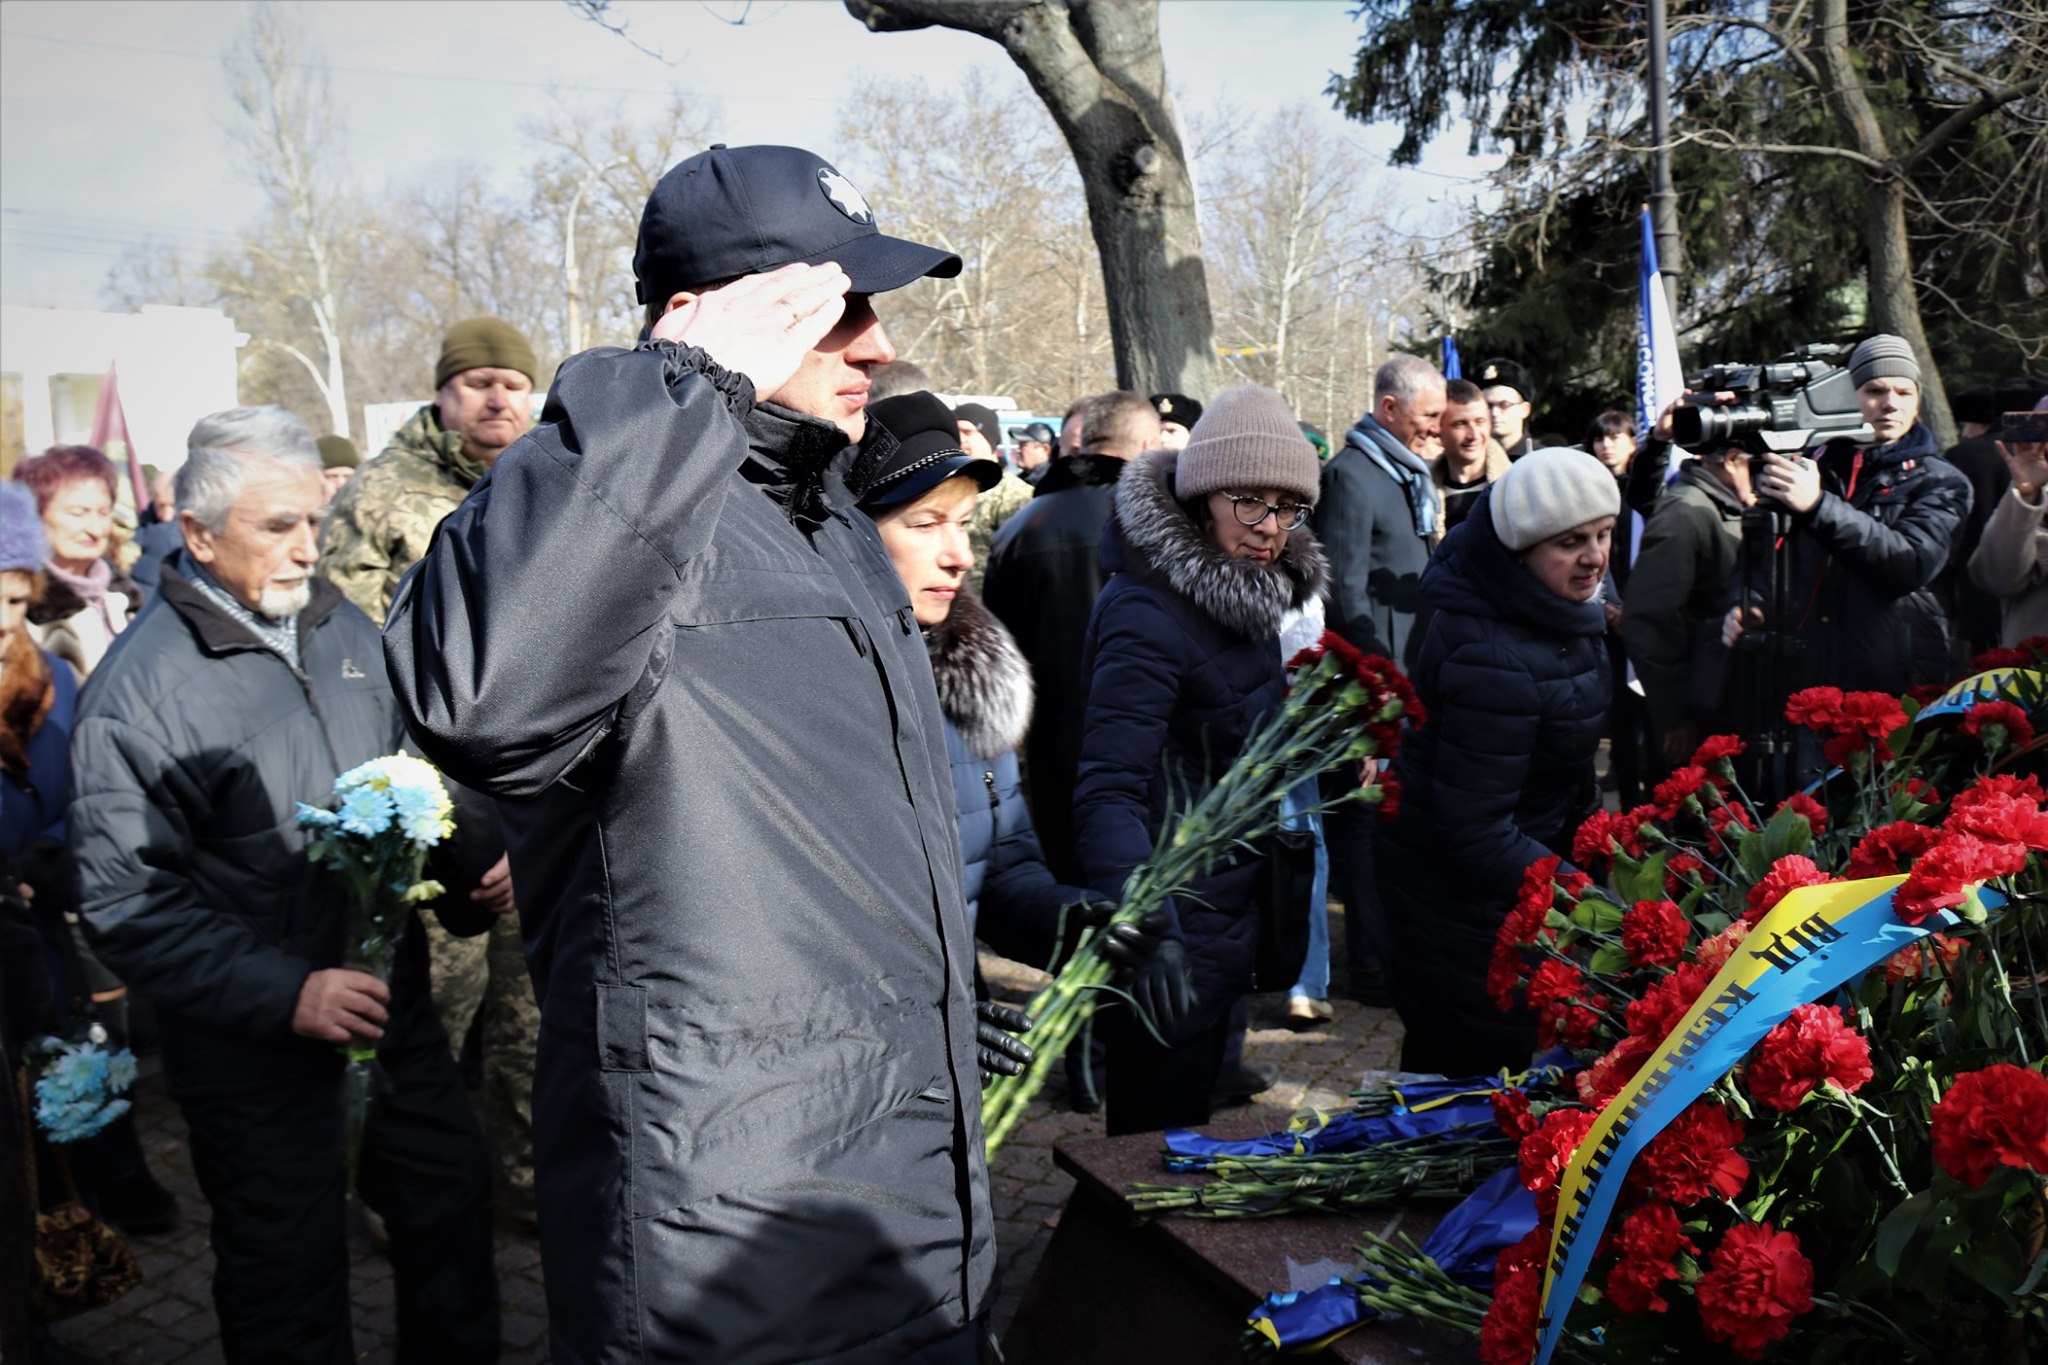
top-left (1375, 446), bottom-right (1619, 1077)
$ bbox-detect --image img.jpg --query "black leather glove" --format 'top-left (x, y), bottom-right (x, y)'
top-left (1129, 937), bottom-right (1195, 1039)
top-left (975, 1001), bottom-right (1034, 1083)
top-left (1096, 909), bottom-right (1171, 975)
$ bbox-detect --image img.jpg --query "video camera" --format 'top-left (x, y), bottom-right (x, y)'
top-left (1669, 344), bottom-right (1873, 454)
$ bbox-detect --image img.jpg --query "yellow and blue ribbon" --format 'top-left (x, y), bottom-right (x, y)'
top-left (1531, 875), bottom-right (2002, 1365)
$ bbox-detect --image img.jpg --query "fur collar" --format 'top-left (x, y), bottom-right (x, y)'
top-left (1112, 449), bottom-right (1329, 639)
top-left (925, 586), bottom-right (1033, 760)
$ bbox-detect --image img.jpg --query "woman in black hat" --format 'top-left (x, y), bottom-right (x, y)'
top-left (858, 393), bottom-right (1165, 1034)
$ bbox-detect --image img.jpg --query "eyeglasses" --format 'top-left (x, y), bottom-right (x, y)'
top-left (1225, 494), bottom-right (1311, 530)
top-left (1486, 398), bottom-right (1525, 412)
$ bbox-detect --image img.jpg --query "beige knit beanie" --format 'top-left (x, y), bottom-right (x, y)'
top-left (1174, 385), bottom-right (1321, 504)
top-left (1488, 445), bottom-right (1619, 551)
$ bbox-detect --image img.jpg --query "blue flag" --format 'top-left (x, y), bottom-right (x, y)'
top-left (1635, 208), bottom-right (1684, 455)
top-left (1441, 335), bottom-right (1463, 380)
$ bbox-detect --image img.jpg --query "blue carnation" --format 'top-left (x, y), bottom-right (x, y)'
top-left (337, 784), bottom-right (397, 838)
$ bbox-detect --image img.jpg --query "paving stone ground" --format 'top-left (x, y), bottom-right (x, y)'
top-left (50, 907), bottom-right (1398, 1363)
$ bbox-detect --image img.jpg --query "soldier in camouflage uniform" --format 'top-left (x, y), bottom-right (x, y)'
top-left (952, 401), bottom-right (1035, 590)
top-left (319, 316), bottom-right (542, 1224)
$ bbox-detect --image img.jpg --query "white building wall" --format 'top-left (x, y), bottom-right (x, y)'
top-left (0, 304), bottom-right (245, 473)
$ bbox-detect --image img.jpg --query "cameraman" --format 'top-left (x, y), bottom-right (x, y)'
top-left (1722, 334), bottom-right (1971, 706)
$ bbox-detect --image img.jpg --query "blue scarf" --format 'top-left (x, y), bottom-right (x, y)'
top-left (1345, 413), bottom-right (1439, 539)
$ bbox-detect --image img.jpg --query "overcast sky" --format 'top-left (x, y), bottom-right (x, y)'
top-left (0, 0), bottom-right (1496, 312)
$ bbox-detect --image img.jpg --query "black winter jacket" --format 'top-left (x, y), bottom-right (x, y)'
top-left (383, 343), bottom-right (991, 1365)
top-left (1316, 415), bottom-right (1436, 665)
top-left (982, 453), bottom-right (1127, 882)
top-left (1753, 423), bottom-right (1971, 694)
top-left (1620, 461), bottom-right (1746, 738)
top-left (1379, 494), bottom-right (1609, 1067)
top-left (68, 562), bottom-right (491, 1088)
top-left (1073, 450), bottom-right (1327, 1031)
top-left (929, 587), bottom-right (1090, 967)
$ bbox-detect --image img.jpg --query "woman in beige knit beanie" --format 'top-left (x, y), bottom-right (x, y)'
top-left (1068, 385), bottom-right (1330, 1134)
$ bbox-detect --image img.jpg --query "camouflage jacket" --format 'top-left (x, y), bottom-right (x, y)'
top-left (320, 404), bottom-right (490, 622)
top-left (966, 469), bottom-right (1037, 591)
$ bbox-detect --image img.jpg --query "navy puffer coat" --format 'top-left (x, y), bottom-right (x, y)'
top-left (1379, 488), bottom-right (1609, 1072)
top-left (1073, 450), bottom-right (1327, 1033)
top-left (928, 586), bottom-right (1093, 966)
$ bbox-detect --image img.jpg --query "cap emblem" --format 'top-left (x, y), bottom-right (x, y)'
top-left (818, 168), bottom-right (874, 225)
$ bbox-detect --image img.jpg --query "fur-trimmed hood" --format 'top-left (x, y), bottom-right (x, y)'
top-left (926, 585), bottom-right (1033, 760)
top-left (1108, 448), bottom-right (1328, 639)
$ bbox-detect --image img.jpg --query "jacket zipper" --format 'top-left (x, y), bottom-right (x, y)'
top-left (983, 770), bottom-right (999, 820)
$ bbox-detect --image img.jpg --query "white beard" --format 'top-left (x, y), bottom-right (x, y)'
top-left (257, 581), bottom-right (312, 620)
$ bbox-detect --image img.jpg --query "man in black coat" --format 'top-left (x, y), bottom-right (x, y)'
top-left (70, 406), bottom-right (500, 1363)
top-left (385, 146), bottom-right (1011, 1365)
top-left (983, 389), bottom-right (1162, 883)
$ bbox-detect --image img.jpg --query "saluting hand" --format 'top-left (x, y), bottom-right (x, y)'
top-left (650, 262), bottom-right (851, 397)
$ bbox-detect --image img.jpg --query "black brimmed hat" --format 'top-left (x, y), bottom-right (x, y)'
top-left (634, 145), bottom-right (962, 306)
top-left (862, 392), bottom-right (1003, 509)
top-left (1151, 393), bottom-right (1202, 426)
top-left (1476, 358), bottom-right (1533, 400)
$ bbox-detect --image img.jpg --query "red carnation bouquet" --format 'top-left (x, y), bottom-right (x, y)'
top-left (1366, 649), bottom-right (2048, 1363)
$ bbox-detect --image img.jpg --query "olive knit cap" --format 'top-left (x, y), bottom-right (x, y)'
top-left (1174, 385), bottom-right (1321, 505)
top-left (1848, 333), bottom-right (1921, 388)
top-left (317, 435), bottom-right (360, 470)
top-left (0, 482), bottom-right (50, 575)
top-left (435, 317), bottom-right (538, 390)
top-left (1489, 445), bottom-right (1619, 552)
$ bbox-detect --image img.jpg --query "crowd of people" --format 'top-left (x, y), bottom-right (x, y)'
top-left (3, 138), bottom-right (2046, 1365)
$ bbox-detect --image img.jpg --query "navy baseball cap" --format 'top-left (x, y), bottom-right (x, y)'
top-left (861, 392), bottom-right (1003, 509)
top-left (634, 144), bottom-right (962, 306)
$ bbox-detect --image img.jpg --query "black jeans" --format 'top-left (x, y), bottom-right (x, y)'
top-left (174, 1013), bottom-right (499, 1364)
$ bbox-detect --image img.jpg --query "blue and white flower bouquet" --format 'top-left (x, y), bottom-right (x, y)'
top-left (29, 1032), bottom-right (137, 1144)
top-left (295, 753), bottom-right (454, 1188)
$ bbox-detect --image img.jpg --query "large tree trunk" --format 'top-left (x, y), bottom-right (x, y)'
top-left (847, 0), bottom-right (1218, 398)
top-left (1809, 0), bottom-right (1955, 449)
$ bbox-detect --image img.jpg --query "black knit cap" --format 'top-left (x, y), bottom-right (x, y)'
top-left (862, 392), bottom-right (1002, 509)
top-left (634, 145), bottom-right (962, 306)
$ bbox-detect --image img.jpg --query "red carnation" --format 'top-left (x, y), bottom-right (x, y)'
top-left (1524, 959), bottom-right (1585, 1015)
top-left (1695, 1222), bottom-right (1815, 1359)
top-left (1663, 851), bottom-right (1709, 894)
top-left (1775, 790), bottom-right (1828, 835)
top-left (1930, 1064), bottom-right (2048, 1188)
top-left (1836, 690), bottom-right (1908, 740)
top-left (1621, 898), bottom-right (1688, 969)
top-left (1539, 991), bottom-right (1609, 1050)
top-left (1604, 1200), bottom-right (1695, 1315)
top-left (1745, 1004), bottom-right (1873, 1112)
top-left (1784, 686), bottom-right (1844, 730)
top-left (1651, 765), bottom-right (1712, 819)
top-left (1972, 645), bottom-right (2031, 671)
top-left (1634, 1101), bottom-right (1749, 1205)
top-left (1706, 801), bottom-right (1757, 854)
top-left (1517, 1107), bottom-right (1598, 1213)
top-left (1486, 946), bottom-right (1525, 1013)
top-left (1478, 1227), bottom-right (1550, 1365)
top-left (1952, 772), bottom-right (2048, 811)
top-left (1943, 790), bottom-right (2048, 851)
top-left (1894, 833), bottom-right (2028, 924)
top-left (1492, 1088), bottom-right (1539, 1140)
top-left (1691, 733), bottom-right (1745, 770)
top-left (1577, 1033), bottom-right (1656, 1109)
top-left (1744, 854), bottom-right (1834, 926)
top-left (1375, 767), bottom-right (1401, 821)
top-left (1572, 808), bottom-right (1643, 868)
top-left (1843, 821), bottom-right (1942, 879)
top-left (1625, 960), bottom-right (1716, 1042)
top-left (1963, 699), bottom-right (2035, 749)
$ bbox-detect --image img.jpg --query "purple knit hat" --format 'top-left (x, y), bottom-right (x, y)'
top-left (0, 482), bottom-right (50, 575)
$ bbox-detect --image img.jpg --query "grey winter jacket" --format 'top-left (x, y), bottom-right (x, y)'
top-left (1619, 462), bottom-right (1746, 737)
top-left (1317, 414), bottom-right (1436, 665)
top-left (68, 560), bottom-right (493, 1086)
top-left (382, 342), bottom-right (991, 1365)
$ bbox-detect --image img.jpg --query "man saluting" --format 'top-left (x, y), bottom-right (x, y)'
top-left (384, 145), bottom-right (1019, 1364)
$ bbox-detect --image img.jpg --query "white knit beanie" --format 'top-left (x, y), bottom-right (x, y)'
top-left (1174, 385), bottom-right (1322, 504)
top-left (1488, 446), bottom-right (1620, 551)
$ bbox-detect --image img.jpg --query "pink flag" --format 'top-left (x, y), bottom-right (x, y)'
top-left (89, 361), bottom-right (148, 514)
